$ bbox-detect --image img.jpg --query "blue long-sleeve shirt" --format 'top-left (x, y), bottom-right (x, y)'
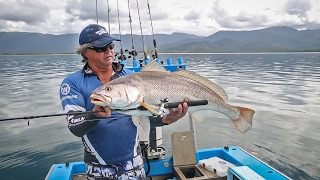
top-left (59, 62), bottom-right (164, 165)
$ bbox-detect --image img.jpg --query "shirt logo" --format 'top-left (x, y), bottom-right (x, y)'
top-left (61, 95), bottom-right (78, 101)
top-left (84, 67), bottom-right (93, 74)
top-left (61, 83), bottom-right (70, 95)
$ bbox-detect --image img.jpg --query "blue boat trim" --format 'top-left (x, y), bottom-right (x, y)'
top-left (45, 162), bottom-right (85, 180)
top-left (45, 146), bottom-right (290, 180)
top-left (121, 58), bottom-right (186, 72)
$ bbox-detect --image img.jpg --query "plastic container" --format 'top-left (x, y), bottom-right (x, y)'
top-left (198, 157), bottom-right (236, 177)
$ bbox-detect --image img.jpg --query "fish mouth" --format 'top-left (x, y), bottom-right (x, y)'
top-left (90, 94), bottom-right (112, 106)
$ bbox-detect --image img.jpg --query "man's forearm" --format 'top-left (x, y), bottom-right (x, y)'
top-left (67, 111), bottom-right (101, 137)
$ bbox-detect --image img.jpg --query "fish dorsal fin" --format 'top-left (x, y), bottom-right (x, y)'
top-left (141, 59), bottom-right (167, 72)
top-left (174, 70), bottom-right (228, 101)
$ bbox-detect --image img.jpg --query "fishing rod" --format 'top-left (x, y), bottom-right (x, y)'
top-left (115, 0), bottom-right (126, 62)
top-left (146, 0), bottom-right (158, 60)
top-left (0, 111), bottom-right (105, 123)
top-left (106, 0), bottom-right (111, 33)
top-left (135, 0), bottom-right (148, 63)
top-left (126, 0), bottom-right (138, 60)
top-left (95, 0), bottom-right (99, 24)
top-left (0, 100), bottom-right (208, 122)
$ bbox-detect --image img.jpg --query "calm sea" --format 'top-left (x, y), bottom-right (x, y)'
top-left (0, 53), bottom-right (319, 180)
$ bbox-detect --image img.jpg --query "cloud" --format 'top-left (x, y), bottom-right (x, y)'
top-left (208, 0), bottom-right (320, 32)
top-left (0, 0), bottom-right (319, 36)
top-left (210, 0), bottom-right (270, 29)
top-left (0, 0), bottom-right (50, 24)
top-left (66, 0), bottom-right (107, 22)
top-left (65, 0), bottom-right (139, 24)
top-left (63, 0), bottom-right (170, 35)
top-left (281, 0), bottom-right (320, 30)
top-left (283, 0), bottom-right (311, 21)
top-left (184, 10), bottom-right (201, 21)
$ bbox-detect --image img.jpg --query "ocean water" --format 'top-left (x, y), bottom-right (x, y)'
top-left (0, 53), bottom-right (319, 180)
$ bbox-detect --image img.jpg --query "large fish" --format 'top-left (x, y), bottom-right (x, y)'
top-left (90, 60), bottom-right (255, 133)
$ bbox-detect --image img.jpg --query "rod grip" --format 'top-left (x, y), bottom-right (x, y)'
top-left (164, 100), bottom-right (208, 108)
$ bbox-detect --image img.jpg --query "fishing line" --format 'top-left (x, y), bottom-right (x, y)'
top-left (84, 116), bottom-right (130, 122)
top-left (0, 110), bottom-right (105, 122)
top-left (0, 100), bottom-right (208, 122)
top-left (95, 0), bottom-right (99, 24)
top-left (135, 0), bottom-right (148, 61)
top-left (106, 0), bottom-right (111, 33)
top-left (116, 0), bottom-right (126, 62)
top-left (127, 0), bottom-right (138, 60)
top-left (0, 111), bottom-right (129, 125)
top-left (146, 0), bottom-right (158, 60)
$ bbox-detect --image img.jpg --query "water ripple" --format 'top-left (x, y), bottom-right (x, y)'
top-left (0, 53), bottom-right (319, 180)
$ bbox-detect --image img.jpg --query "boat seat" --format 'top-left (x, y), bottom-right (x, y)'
top-left (171, 131), bottom-right (224, 180)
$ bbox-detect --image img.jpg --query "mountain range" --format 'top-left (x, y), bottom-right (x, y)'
top-left (0, 26), bottom-right (319, 54)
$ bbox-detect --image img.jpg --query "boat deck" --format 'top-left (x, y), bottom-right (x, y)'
top-left (71, 166), bottom-right (225, 180)
top-left (46, 146), bottom-right (291, 180)
top-left (46, 131), bottom-right (291, 180)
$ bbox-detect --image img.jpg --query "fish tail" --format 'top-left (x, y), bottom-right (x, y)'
top-left (232, 107), bottom-right (255, 133)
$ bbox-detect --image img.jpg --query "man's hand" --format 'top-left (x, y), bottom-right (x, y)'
top-left (93, 105), bottom-right (112, 117)
top-left (162, 98), bottom-right (188, 125)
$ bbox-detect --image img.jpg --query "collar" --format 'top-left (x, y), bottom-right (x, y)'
top-left (82, 62), bottom-right (124, 75)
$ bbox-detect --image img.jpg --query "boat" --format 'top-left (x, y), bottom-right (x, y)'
top-left (45, 58), bottom-right (291, 180)
top-left (45, 0), bottom-right (292, 179)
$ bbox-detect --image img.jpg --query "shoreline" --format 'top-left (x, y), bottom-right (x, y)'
top-left (1, 51), bottom-right (320, 56)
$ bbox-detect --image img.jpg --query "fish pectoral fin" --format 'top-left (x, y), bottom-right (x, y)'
top-left (142, 101), bottom-right (160, 115)
top-left (140, 59), bottom-right (168, 72)
top-left (132, 116), bottom-right (140, 127)
top-left (189, 110), bottom-right (209, 122)
top-left (119, 109), bottom-right (154, 116)
top-left (132, 116), bottom-right (150, 134)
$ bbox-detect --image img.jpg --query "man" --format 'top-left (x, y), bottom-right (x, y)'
top-left (59, 24), bottom-right (188, 180)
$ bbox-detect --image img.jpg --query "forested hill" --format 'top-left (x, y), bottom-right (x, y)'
top-left (0, 26), bottom-right (319, 54)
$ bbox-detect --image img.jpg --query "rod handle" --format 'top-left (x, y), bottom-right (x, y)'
top-left (164, 100), bottom-right (208, 108)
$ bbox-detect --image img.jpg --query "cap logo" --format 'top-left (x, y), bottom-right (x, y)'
top-left (95, 28), bottom-right (108, 36)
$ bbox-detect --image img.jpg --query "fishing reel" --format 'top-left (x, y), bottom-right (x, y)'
top-left (116, 53), bottom-right (127, 61)
top-left (125, 49), bottom-right (138, 59)
top-left (150, 50), bottom-right (157, 60)
top-left (115, 49), bottom-right (127, 62)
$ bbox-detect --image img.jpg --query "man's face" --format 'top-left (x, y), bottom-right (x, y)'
top-left (85, 42), bottom-right (115, 68)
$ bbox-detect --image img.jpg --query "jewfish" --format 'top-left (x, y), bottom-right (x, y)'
top-left (91, 60), bottom-right (255, 133)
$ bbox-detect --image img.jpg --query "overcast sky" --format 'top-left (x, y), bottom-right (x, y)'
top-left (0, 0), bottom-right (320, 36)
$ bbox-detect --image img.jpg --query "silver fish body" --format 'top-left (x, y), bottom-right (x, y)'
top-left (91, 60), bottom-right (255, 133)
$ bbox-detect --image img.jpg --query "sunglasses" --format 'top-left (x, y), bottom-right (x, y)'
top-left (88, 42), bottom-right (114, 53)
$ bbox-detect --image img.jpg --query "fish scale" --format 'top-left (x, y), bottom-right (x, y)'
top-left (91, 60), bottom-right (255, 133)
top-left (129, 71), bottom-right (231, 114)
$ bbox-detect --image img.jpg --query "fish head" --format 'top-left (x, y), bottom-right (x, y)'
top-left (90, 84), bottom-right (143, 110)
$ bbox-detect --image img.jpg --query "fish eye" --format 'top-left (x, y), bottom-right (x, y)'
top-left (105, 87), bottom-right (112, 91)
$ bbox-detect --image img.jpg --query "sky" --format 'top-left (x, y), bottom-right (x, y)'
top-left (0, 0), bottom-right (320, 37)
